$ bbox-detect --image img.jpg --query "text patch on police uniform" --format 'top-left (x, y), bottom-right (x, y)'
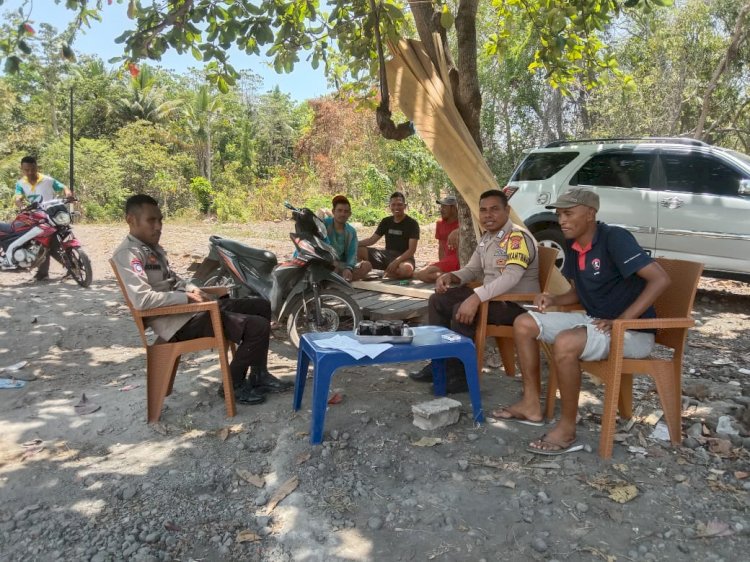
top-left (505, 232), bottom-right (532, 268)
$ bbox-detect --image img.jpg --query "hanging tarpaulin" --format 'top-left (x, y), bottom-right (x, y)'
top-left (385, 35), bottom-right (570, 294)
top-left (385, 36), bottom-right (492, 226)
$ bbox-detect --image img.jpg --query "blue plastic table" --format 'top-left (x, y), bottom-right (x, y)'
top-left (293, 325), bottom-right (485, 444)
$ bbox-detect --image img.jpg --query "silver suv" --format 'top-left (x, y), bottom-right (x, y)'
top-left (504, 138), bottom-right (750, 279)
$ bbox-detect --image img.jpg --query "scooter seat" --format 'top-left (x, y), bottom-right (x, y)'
top-left (0, 222), bottom-right (13, 234)
top-left (210, 236), bottom-right (278, 268)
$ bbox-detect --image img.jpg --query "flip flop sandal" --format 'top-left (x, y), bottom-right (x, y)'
top-left (490, 408), bottom-right (545, 427)
top-left (0, 378), bottom-right (26, 389)
top-left (74, 393), bottom-right (101, 415)
top-left (527, 434), bottom-right (584, 456)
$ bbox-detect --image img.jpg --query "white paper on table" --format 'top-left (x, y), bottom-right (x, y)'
top-left (313, 335), bottom-right (392, 359)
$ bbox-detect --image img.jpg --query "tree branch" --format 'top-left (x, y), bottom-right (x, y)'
top-left (694, 1), bottom-right (750, 140)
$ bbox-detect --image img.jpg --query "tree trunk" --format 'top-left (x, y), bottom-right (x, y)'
top-left (207, 113), bottom-right (212, 183)
top-left (49, 88), bottom-right (59, 137)
top-left (668, 49), bottom-right (689, 136)
top-left (694, 2), bottom-right (750, 140)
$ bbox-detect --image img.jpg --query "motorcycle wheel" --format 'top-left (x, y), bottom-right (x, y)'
top-left (64, 248), bottom-right (93, 287)
top-left (286, 287), bottom-right (363, 348)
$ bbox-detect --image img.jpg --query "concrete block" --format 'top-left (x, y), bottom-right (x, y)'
top-left (412, 397), bottom-right (462, 430)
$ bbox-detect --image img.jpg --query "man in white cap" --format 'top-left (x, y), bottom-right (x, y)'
top-left (414, 195), bottom-right (460, 283)
top-left (508, 187), bottom-right (670, 455)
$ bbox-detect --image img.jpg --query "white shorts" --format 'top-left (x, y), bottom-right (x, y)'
top-left (528, 312), bottom-right (655, 362)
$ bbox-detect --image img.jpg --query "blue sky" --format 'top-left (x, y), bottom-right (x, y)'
top-left (5, 0), bottom-right (332, 101)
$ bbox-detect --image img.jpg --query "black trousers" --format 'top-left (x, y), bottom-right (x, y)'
top-left (172, 297), bottom-right (271, 387)
top-left (428, 286), bottom-right (525, 339)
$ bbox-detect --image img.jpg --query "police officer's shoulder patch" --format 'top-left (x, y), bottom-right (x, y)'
top-left (506, 232), bottom-right (532, 268)
top-left (131, 258), bottom-right (145, 276)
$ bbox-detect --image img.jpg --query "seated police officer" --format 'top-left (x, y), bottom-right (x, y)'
top-left (112, 194), bottom-right (292, 405)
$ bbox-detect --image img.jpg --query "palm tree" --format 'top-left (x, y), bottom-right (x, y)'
top-left (183, 84), bottom-right (223, 181)
top-left (115, 66), bottom-right (179, 124)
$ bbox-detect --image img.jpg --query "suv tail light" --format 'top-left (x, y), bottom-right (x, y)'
top-left (503, 185), bottom-right (518, 200)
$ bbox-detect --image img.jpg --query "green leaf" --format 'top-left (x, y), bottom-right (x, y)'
top-left (440, 7), bottom-right (454, 30)
top-left (61, 43), bottom-right (76, 61)
top-left (191, 46), bottom-right (203, 61)
top-left (127, 0), bottom-right (136, 19)
top-left (216, 76), bottom-right (229, 94)
top-left (383, 4), bottom-right (403, 21)
top-left (4, 55), bottom-right (20, 73)
top-left (17, 39), bottom-right (31, 54)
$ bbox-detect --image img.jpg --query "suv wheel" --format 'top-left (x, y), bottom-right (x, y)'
top-left (534, 227), bottom-right (566, 270)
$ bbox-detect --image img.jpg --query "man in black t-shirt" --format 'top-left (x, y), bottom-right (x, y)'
top-left (357, 192), bottom-right (420, 279)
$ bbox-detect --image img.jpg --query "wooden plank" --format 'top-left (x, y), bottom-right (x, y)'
top-left (351, 282), bottom-right (431, 323)
top-left (368, 300), bottom-right (428, 322)
top-left (370, 297), bottom-right (422, 313)
top-left (351, 279), bottom-right (434, 299)
top-left (354, 294), bottom-right (427, 322)
top-left (353, 291), bottom-right (402, 309)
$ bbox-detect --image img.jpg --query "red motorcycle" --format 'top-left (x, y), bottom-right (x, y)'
top-left (0, 198), bottom-right (92, 287)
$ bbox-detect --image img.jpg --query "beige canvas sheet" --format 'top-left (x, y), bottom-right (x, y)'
top-left (385, 35), bottom-right (569, 294)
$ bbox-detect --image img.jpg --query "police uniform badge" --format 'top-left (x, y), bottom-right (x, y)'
top-left (131, 258), bottom-right (144, 275)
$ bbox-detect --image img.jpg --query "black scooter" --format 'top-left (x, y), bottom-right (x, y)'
top-left (197, 202), bottom-right (362, 347)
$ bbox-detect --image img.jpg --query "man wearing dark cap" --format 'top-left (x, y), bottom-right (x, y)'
top-left (414, 195), bottom-right (460, 283)
top-left (506, 187), bottom-right (670, 455)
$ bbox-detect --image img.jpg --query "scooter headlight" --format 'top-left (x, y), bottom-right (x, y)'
top-left (52, 210), bottom-right (71, 226)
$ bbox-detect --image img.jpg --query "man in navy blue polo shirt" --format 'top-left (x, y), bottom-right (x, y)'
top-left (503, 188), bottom-right (670, 455)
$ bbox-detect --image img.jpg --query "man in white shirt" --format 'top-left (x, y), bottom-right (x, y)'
top-left (14, 156), bottom-right (72, 280)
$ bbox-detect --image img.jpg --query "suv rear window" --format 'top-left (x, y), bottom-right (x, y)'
top-left (572, 153), bottom-right (653, 188)
top-left (511, 152), bottom-right (578, 181)
top-left (661, 154), bottom-right (744, 196)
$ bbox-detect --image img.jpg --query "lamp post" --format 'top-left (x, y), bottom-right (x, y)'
top-left (69, 86), bottom-right (74, 194)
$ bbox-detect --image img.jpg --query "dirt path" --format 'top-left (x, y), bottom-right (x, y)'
top-left (1, 223), bottom-right (748, 562)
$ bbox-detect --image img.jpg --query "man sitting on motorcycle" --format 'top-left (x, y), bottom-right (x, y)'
top-left (319, 195), bottom-right (372, 282)
top-left (14, 155), bottom-right (73, 281)
top-left (112, 194), bottom-right (292, 406)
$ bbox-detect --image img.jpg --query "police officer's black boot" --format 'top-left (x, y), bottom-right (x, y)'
top-left (250, 365), bottom-right (293, 394)
top-left (409, 363), bottom-right (433, 382)
top-left (234, 378), bottom-right (267, 405)
top-left (431, 359), bottom-right (468, 394)
top-left (217, 375), bottom-right (266, 405)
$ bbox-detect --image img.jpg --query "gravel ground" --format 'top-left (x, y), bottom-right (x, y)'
top-left (0, 221), bottom-right (748, 562)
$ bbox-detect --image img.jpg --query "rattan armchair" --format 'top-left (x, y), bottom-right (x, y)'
top-left (544, 257), bottom-right (703, 459)
top-left (474, 246), bottom-right (558, 381)
top-left (110, 259), bottom-right (236, 423)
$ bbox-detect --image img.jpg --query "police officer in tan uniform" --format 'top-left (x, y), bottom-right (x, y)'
top-left (410, 189), bottom-right (540, 393)
top-left (112, 194), bottom-right (291, 405)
